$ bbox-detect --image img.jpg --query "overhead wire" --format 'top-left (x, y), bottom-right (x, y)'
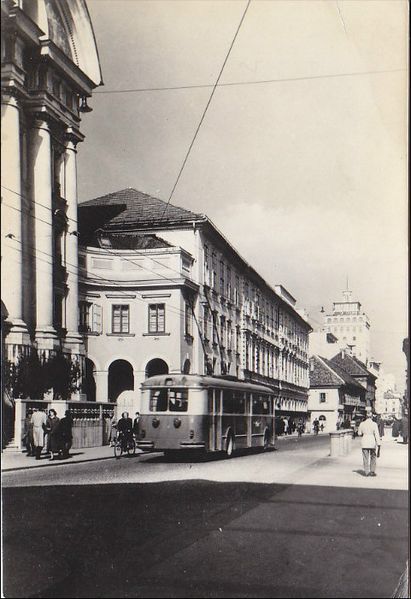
top-left (159, 0), bottom-right (251, 221)
top-left (94, 68), bottom-right (404, 95)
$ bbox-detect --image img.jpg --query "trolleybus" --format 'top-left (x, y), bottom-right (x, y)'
top-left (136, 374), bottom-right (275, 457)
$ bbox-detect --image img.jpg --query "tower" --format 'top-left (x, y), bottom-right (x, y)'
top-left (323, 284), bottom-right (371, 364)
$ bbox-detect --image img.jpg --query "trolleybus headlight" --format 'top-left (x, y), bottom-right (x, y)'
top-left (152, 418), bottom-right (160, 428)
top-left (189, 429), bottom-right (194, 439)
top-left (173, 418), bottom-right (181, 428)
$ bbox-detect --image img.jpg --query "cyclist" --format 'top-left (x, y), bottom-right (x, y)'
top-left (117, 411), bottom-right (133, 451)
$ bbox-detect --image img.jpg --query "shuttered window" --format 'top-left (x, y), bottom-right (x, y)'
top-left (148, 304), bottom-right (165, 333)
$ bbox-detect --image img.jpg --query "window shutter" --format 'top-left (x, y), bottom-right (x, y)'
top-left (92, 304), bottom-right (102, 333)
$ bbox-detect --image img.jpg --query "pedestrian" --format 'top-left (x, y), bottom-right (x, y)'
top-left (400, 415), bottom-right (408, 444)
top-left (313, 418), bottom-right (319, 435)
top-left (297, 418), bottom-right (304, 437)
top-left (375, 414), bottom-right (385, 438)
top-left (31, 407), bottom-right (47, 460)
top-left (283, 417), bottom-right (289, 435)
top-left (23, 408), bottom-right (34, 456)
top-left (392, 417), bottom-right (400, 440)
top-left (133, 411), bottom-right (140, 438)
top-left (109, 414), bottom-right (117, 446)
top-left (59, 410), bottom-right (73, 458)
top-left (45, 409), bottom-right (61, 461)
top-left (357, 406), bottom-right (381, 477)
top-left (287, 419), bottom-right (292, 435)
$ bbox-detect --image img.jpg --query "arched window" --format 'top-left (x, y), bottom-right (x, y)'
top-left (84, 358), bottom-right (96, 402)
top-left (108, 360), bottom-right (134, 402)
top-left (145, 358), bottom-right (169, 379)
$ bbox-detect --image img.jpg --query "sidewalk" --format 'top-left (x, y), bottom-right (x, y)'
top-left (1, 444), bottom-right (129, 472)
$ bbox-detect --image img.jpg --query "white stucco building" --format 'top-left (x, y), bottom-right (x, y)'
top-left (78, 188), bottom-right (312, 417)
top-left (1, 0), bottom-right (102, 364)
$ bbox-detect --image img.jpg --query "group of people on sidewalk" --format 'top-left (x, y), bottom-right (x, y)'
top-left (275, 416), bottom-right (307, 436)
top-left (23, 408), bottom-right (73, 461)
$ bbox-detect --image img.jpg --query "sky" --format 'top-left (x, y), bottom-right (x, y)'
top-left (78, 0), bottom-right (408, 390)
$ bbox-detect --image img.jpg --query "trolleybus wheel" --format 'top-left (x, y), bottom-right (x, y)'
top-left (263, 430), bottom-right (270, 451)
top-left (114, 443), bottom-right (122, 459)
top-left (225, 432), bottom-right (235, 458)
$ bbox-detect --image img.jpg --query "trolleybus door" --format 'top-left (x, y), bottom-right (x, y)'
top-left (246, 392), bottom-right (252, 447)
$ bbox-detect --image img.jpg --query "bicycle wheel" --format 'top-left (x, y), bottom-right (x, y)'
top-left (114, 442), bottom-right (122, 459)
top-left (127, 439), bottom-right (136, 457)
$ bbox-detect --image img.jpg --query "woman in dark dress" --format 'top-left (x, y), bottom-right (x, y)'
top-left (46, 409), bottom-right (61, 460)
top-left (59, 411), bottom-right (73, 458)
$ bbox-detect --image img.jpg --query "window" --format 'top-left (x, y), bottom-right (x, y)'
top-left (220, 315), bottom-right (226, 347)
top-left (220, 260), bottom-right (225, 295)
top-left (149, 388), bottom-right (188, 412)
top-left (226, 266), bottom-right (232, 300)
top-left (320, 392), bottom-right (327, 403)
top-left (223, 390), bottom-right (245, 414)
top-left (112, 305), bottom-right (129, 334)
top-left (236, 326), bottom-right (241, 353)
top-left (211, 252), bottom-right (217, 289)
top-left (252, 395), bottom-right (271, 415)
top-left (184, 302), bottom-right (192, 337)
top-left (234, 275), bottom-right (240, 306)
top-left (212, 311), bottom-right (218, 346)
top-left (148, 304), bottom-right (165, 334)
top-left (203, 306), bottom-right (210, 340)
top-left (79, 301), bottom-right (92, 332)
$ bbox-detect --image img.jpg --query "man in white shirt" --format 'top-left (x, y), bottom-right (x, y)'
top-left (357, 406), bottom-right (381, 477)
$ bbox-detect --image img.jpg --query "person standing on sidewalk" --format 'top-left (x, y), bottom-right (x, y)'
top-left (31, 408), bottom-right (47, 460)
top-left (357, 407), bottom-right (381, 477)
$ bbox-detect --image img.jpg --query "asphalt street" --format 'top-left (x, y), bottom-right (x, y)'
top-left (2, 435), bottom-right (408, 598)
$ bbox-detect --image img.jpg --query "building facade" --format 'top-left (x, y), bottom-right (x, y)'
top-left (78, 188), bottom-right (312, 417)
top-left (323, 288), bottom-right (370, 364)
top-left (308, 355), bottom-right (366, 431)
top-left (1, 0), bottom-right (102, 385)
top-left (329, 350), bottom-right (377, 408)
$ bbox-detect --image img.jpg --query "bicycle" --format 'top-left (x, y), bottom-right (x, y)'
top-left (113, 431), bottom-right (136, 459)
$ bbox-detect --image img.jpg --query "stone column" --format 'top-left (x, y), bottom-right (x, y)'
top-left (1, 92), bottom-right (29, 341)
top-left (63, 130), bottom-right (83, 354)
top-left (29, 114), bottom-right (58, 348)
top-left (95, 371), bottom-right (109, 403)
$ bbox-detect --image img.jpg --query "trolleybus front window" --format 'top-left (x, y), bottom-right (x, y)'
top-left (150, 389), bottom-right (168, 412)
top-left (149, 388), bottom-right (188, 412)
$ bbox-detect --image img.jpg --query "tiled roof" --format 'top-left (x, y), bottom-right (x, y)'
top-left (79, 188), bottom-right (206, 231)
top-left (309, 356), bottom-right (343, 387)
top-left (330, 351), bottom-right (375, 379)
top-left (321, 357), bottom-right (365, 390)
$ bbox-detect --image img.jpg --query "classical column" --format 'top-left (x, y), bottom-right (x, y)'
top-left (28, 114), bottom-right (58, 347)
top-left (64, 130), bottom-right (83, 352)
top-left (1, 92), bottom-right (29, 340)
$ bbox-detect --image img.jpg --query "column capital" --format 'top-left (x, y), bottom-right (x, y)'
top-left (29, 111), bottom-right (53, 131)
top-left (65, 127), bottom-right (84, 148)
top-left (1, 86), bottom-right (21, 108)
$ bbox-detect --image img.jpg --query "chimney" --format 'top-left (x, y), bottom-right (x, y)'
top-left (342, 349), bottom-right (345, 359)
top-left (310, 358), bottom-right (315, 373)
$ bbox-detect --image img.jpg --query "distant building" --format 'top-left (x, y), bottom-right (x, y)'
top-left (323, 288), bottom-right (370, 364)
top-left (309, 331), bottom-right (339, 359)
top-left (308, 355), bottom-right (366, 431)
top-left (78, 188), bottom-right (312, 417)
top-left (329, 350), bottom-right (377, 408)
top-left (382, 389), bottom-right (402, 420)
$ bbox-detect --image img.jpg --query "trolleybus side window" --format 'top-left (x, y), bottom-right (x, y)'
top-left (233, 391), bottom-right (246, 414)
top-left (252, 395), bottom-right (271, 415)
top-left (222, 390), bottom-right (235, 414)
